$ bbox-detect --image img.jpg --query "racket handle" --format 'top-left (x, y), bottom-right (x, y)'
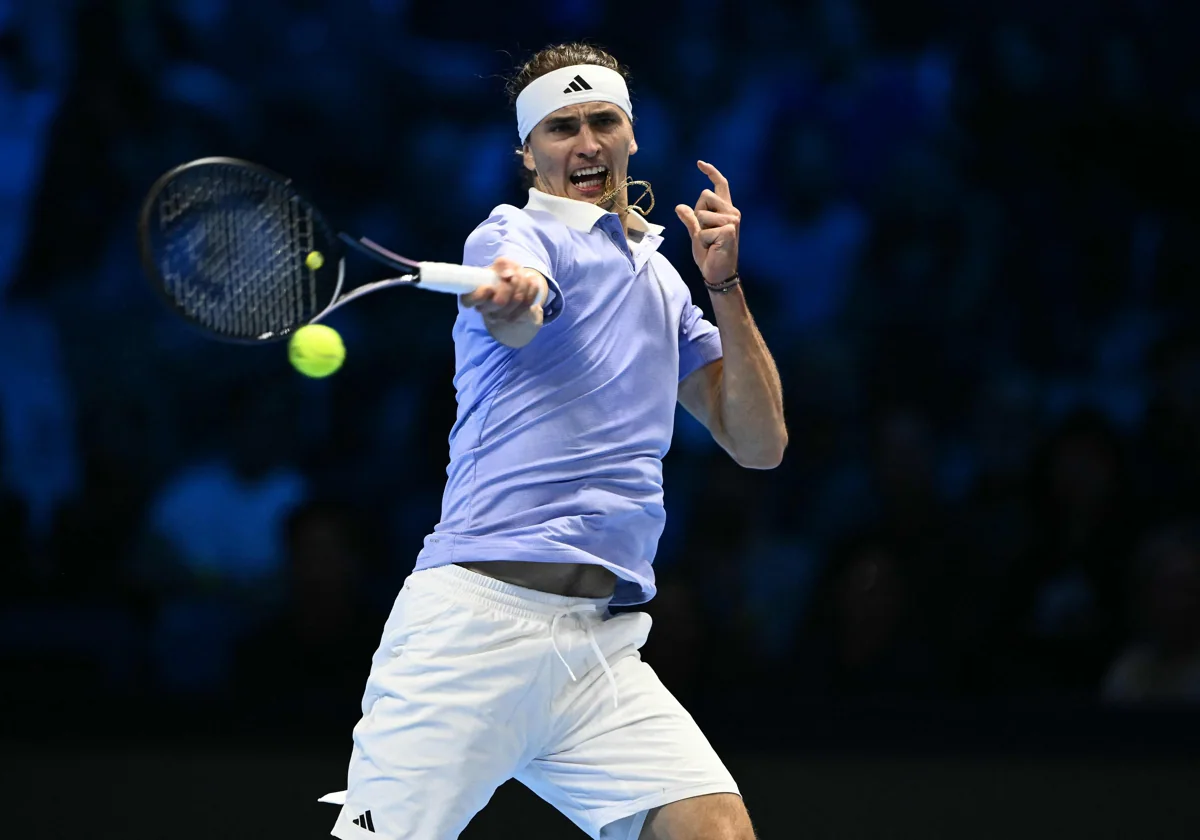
top-left (417, 262), bottom-right (499, 295)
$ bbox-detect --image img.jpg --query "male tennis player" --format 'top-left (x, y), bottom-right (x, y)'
top-left (325, 44), bottom-right (786, 840)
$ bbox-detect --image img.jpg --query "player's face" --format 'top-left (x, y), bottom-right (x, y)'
top-left (523, 102), bottom-right (638, 206)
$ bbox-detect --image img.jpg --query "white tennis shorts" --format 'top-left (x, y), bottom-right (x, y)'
top-left (322, 563), bottom-right (738, 839)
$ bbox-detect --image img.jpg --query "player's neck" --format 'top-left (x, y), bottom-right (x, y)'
top-left (613, 188), bottom-right (634, 237)
top-left (605, 176), bottom-right (654, 236)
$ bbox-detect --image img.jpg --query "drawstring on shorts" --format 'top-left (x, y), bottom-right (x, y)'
top-left (550, 605), bottom-right (619, 708)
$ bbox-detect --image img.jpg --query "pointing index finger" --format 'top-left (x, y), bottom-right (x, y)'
top-left (698, 160), bottom-right (732, 204)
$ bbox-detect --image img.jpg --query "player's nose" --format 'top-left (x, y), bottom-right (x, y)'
top-left (574, 125), bottom-right (602, 156)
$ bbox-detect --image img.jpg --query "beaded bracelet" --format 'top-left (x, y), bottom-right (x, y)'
top-left (704, 272), bottom-right (741, 294)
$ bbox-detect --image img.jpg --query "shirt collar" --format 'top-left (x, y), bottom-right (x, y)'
top-left (524, 188), bottom-right (664, 237)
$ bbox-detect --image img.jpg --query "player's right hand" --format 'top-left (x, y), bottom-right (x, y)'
top-left (461, 257), bottom-right (547, 323)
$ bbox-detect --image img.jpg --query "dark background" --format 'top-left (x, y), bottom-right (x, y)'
top-left (3, 0), bottom-right (1200, 837)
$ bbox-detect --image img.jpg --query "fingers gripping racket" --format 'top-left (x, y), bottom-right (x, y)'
top-left (137, 156), bottom-right (499, 342)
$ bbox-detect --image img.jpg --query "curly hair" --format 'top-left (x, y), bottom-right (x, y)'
top-left (505, 42), bottom-right (630, 108)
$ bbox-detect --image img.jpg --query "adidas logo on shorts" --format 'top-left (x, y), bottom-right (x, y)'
top-left (351, 809), bottom-right (376, 832)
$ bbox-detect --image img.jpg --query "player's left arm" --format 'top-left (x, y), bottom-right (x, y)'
top-left (676, 160), bottom-right (787, 470)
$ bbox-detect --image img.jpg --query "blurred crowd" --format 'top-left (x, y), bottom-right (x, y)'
top-left (2, 0), bottom-right (1200, 740)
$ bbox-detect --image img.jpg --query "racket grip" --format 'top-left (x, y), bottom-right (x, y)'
top-left (417, 262), bottom-right (499, 295)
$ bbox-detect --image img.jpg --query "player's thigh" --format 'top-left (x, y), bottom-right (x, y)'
top-left (335, 685), bottom-right (509, 839)
top-left (334, 576), bottom-right (545, 839)
top-left (520, 648), bottom-right (740, 839)
top-left (639, 793), bottom-right (756, 840)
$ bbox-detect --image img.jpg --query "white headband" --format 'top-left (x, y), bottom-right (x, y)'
top-left (515, 64), bottom-right (633, 143)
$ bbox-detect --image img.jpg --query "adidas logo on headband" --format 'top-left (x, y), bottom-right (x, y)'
top-left (562, 75), bottom-right (593, 94)
top-left (516, 65), bottom-right (631, 141)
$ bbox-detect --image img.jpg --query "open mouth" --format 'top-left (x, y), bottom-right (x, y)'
top-left (569, 165), bottom-right (608, 195)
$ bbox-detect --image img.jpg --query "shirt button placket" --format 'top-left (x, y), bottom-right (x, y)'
top-left (602, 217), bottom-right (635, 270)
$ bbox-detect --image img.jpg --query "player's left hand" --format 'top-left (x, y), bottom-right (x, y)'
top-left (675, 160), bottom-right (740, 286)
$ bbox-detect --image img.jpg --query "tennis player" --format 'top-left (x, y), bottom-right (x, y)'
top-left (324, 43), bottom-right (786, 840)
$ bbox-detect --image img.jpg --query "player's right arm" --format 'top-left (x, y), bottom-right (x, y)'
top-left (461, 258), bottom-right (549, 349)
top-left (459, 206), bottom-right (565, 349)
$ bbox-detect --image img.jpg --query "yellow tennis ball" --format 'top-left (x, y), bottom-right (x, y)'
top-left (306, 250), bottom-right (325, 270)
top-left (288, 324), bottom-right (344, 378)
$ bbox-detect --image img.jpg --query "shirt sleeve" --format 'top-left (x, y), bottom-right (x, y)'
top-left (678, 298), bottom-right (723, 382)
top-left (461, 205), bottom-right (566, 324)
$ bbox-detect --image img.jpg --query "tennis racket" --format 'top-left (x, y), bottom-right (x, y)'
top-left (137, 156), bottom-right (499, 343)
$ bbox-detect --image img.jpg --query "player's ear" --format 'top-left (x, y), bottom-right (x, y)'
top-left (629, 134), bottom-right (638, 156)
top-left (521, 144), bottom-right (536, 172)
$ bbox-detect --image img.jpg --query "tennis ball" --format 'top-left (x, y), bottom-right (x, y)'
top-left (288, 324), bottom-right (344, 378)
top-left (306, 250), bottom-right (325, 270)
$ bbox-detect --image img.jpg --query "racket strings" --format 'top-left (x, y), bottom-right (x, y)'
top-left (153, 166), bottom-right (322, 339)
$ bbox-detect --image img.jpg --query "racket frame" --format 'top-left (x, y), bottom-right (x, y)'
top-left (139, 156), bottom-right (351, 343)
top-left (138, 156), bottom-right (498, 343)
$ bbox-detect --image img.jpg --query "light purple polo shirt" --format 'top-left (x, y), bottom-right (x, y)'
top-left (415, 189), bottom-right (723, 605)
